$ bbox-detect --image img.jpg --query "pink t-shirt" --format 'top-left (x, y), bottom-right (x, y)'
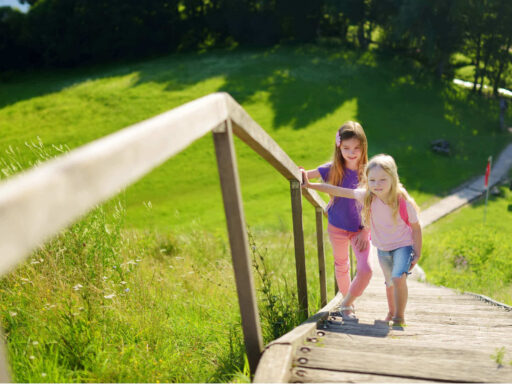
top-left (354, 190), bottom-right (418, 251)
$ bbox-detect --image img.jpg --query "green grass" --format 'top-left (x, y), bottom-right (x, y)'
top-left (421, 179), bottom-right (512, 305)
top-left (1, 45), bottom-right (511, 235)
top-left (1, 44), bottom-right (512, 381)
top-left (0, 199), bottom-right (332, 382)
top-left (452, 52), bottom-right (512, 92)
top-left (0, 141), bottom-right (334, 382)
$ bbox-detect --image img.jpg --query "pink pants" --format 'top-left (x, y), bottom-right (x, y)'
top-left (327, 223), bottom-right (372, 297)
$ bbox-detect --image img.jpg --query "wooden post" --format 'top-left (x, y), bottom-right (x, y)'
top-left (315, 207), bottom-right (327, 307)
top-left (290, 179), bottom-right (308, 318)
top-left (213, 120), bottom-right (263, 374)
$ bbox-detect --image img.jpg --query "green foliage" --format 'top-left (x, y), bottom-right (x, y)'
top-left (422, 185), bottom-right (512, 305)
top-left (491, 347), bottom-right (506, 367)
top-left (249, 232), bottom-right (302, 343)
top-left (1, 46), bottom-right (509, 234)
top-left (1, 0), bottom-right (511, 87)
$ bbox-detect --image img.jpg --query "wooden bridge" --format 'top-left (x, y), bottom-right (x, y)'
top-left (0, 93), bottom-right (510, 382)
top-left (254, 248), bottom-right (512, 382)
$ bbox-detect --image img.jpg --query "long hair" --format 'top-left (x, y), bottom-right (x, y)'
top-left (327, 121), bottom-right (368, 187)
top-left (360, 154), bottom-right (419, 227)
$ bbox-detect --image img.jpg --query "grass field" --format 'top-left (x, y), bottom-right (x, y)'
top-left (1, 45), bottom-right (510, 235)
top-left (1, 45), bottom-right (511, 382)
top-left (422, 177), bottom-right (512, 305)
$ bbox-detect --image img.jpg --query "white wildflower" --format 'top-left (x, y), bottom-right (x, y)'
top-left (73, 284), bottom-right (83, 291)
top-left (32, 341), bottom-right (39, 346)
top-left (9, 312), bottom-right (17, 317)
top-left (104, 294), bottom-right (115, 299)
top-left (29, 355), bottom-right (35, 360)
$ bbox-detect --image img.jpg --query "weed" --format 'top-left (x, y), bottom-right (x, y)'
top-left (248, 231), bottom-right (302, 343)
top-left (491, 347), bottom-right (506, 367)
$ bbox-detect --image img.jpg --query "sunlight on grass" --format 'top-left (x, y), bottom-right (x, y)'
top-left (0, 45), bottom-right (510, 234)
top-left (422, 183), bottom-right (512, 305)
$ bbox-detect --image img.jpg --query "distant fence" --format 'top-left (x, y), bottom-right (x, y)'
top-left (0, 93), bottom-right (331, 376)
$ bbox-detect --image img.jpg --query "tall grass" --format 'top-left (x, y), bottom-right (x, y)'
top-left (421, 182), bottom-right (512, 305)
top-left (0, 142), bottom-right (328, 382)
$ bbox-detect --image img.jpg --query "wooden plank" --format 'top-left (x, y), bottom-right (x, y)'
top-left (315, 207), bottom-right (327, 307)
top-left (253, 293), bottom-right (342, 381)
top-left (323, 322), bottom-right (512, 340)
top-left (295, 346), bottom-right (512, 382)
top-left (290, 367), bottom-right (434, 383)
top-left (0, 93), bottom-right (229, 276)
top-left (290, 179), bottom-right (308, 318)
top-left (253, 344), bottom-right (293, 383)
top-left (307, 331), bottom-right (512, 354)
top-left (269, 292), bottom-right (341, 347)
top-left (301, 338), bottom-right (512, 360)
top-left (213, 121), bottom-right (263, 373)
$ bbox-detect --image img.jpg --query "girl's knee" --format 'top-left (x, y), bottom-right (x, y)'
top-left (359, 269), bottom-right (372, 281)
top-left (334, 263), bottom-right (350, 274)
top-left (392, 274), bottom-right (407, 284)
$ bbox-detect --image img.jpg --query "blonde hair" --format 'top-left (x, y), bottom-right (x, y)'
top-left (360, 154), bottom-right (419, 227)
top-left (327, 121), bottom-right (368, 187)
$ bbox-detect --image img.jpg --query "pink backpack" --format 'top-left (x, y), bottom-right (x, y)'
top-left (399, 197), bottom-right (410, 227)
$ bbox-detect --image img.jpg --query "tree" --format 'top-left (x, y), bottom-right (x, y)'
top-left (380, 0), bottom-right (465, 77)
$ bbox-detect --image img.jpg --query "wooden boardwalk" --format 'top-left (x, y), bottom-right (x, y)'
top-left (256, 248), bottom-right (512, 382)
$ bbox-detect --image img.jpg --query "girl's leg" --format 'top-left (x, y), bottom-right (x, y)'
top-left (392, 275), bottom-right (408, 322)
top-left (390, 246), bottom-right (414, 324)
top-left (347, 231), bottom-right (372, 297)
top-left (341, 231), bottom-right (373, 313)
top-left (327, 224), bottom-right (351, 296)
top-left (377, 249), bottom-right (394, 321)
top-left (385, 286), bottom-right (395, 322)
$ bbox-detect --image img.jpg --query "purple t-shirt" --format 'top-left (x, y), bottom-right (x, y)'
top-left (318, 163), bottom-right (362, 232)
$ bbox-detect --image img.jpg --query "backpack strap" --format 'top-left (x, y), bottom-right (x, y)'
top-left (399, 196), bottom-right (410, 227)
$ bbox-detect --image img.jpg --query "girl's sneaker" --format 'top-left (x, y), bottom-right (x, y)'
top-left (391, 317), bottom-right (406, 327)
top-left (339, 305), bottom-right (358, 322)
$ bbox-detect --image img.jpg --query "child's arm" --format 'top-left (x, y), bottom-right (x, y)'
top-left (301, 170), bottom-right (360, 199)
top-left (304, 169), bottom-right (321, 180)
top-left (409, 222), bottom-right (422, 270)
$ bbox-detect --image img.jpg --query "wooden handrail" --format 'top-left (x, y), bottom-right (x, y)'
top-left (0, 92), bottom-right (328, 376)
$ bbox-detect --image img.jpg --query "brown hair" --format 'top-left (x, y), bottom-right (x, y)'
top-left (327, 121), bottom-right (368, 187)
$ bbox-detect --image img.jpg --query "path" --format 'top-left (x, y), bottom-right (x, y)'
top-left (254, 141), bottom-right (512, 382)
top-left (421, 142), bottom-right (512, 226)
top-left (290, 251), bottom-right (512, 383)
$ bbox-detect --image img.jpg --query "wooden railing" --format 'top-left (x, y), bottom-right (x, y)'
top-left (0, 93), bottom-right (330, 377)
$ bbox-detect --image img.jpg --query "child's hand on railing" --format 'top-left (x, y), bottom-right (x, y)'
top-left (300, 170), bottom-right (310, 188)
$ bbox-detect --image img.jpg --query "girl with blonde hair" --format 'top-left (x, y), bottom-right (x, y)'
top-left (302, 121), bottom-right (372, 321)
top-left (302, 154), bottom-right (422, 326)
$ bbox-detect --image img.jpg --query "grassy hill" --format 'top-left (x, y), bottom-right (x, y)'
top-left (0, 45), bottom-right (511, 382)
top-left (1, 45), bottom-right (510, 235)
top-left (422, 177), bottom-right (512, 306)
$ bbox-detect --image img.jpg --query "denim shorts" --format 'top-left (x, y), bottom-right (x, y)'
top-left (377, 246), bottom-right (414, 287)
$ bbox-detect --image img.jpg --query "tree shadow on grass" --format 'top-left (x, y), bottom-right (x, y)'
top-left (1, 44), bottom-right (508, 201)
